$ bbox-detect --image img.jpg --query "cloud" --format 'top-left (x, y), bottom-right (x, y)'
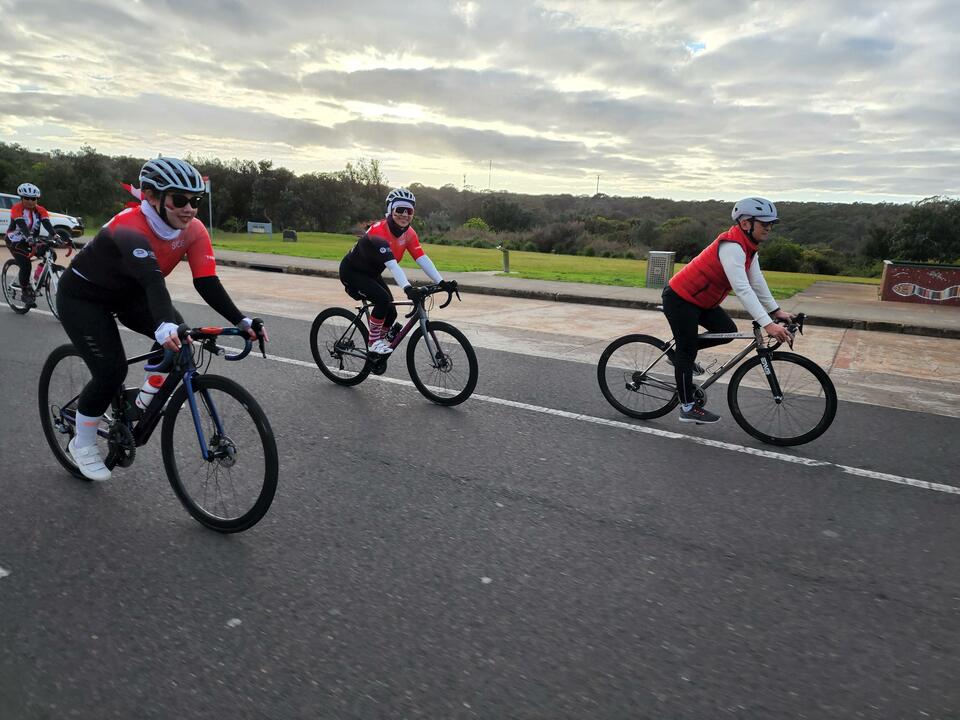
top-left (0, 0), bottom-right (958, 201)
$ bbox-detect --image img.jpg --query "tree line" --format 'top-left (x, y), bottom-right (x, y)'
top-left (2, 143), bottom-right (957, 276)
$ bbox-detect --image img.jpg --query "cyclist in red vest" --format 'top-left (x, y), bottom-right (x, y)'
top-left (339, 188), bottom-right (456, 354)
top-left (662, 197), bottom-right (794, 424)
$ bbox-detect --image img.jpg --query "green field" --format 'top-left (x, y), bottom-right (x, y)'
top-left (210, 230), bottom-right (880, 299)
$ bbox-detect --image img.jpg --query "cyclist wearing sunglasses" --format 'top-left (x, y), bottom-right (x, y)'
top-left (57, 156), bottom-right (266, 481)
top-left (339, 187), bottom-right (456, 355)
top-left (662, 196), bottom-right (794, 425)
top-left (5, 182), bottom-right (58, 309)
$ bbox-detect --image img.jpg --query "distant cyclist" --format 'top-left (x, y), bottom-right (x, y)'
top-left (4, 182), bottom-right (58, 309)
top-left (662, 196), bottom-right (794, 425)
top-left (339, 188), bottom-right (456, 354)
top-left (57, 157), bottom-right (267, 481)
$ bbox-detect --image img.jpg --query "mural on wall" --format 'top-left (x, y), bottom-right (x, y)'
top-left (880, 263), bottom-right (960, 306)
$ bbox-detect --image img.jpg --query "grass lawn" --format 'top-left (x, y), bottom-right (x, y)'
top-left (210, 230), bottom-right (880, 299)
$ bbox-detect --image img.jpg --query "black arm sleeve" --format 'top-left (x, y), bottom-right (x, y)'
top-left (13, 218), bottom-right (30, 234)
top-left (114, 230), bottom-right (177, 328)
top-left (41, 218), bottom-right (57, 236)
top-left (193, 275), bottom-right (245, 325)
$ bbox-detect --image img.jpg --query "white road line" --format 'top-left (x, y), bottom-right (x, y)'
top-left (269, 354), bottom-right (960, 497)
top-left (32, 311), bottom-right (958, 498)
top-left (0, 567), bottom-right (10, 580)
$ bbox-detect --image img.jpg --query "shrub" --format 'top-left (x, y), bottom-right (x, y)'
top-left (463, 217), bottom-right (490, 231)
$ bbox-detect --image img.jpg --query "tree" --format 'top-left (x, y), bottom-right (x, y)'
top-left (761, 238), bottom-right (804, 272)
top-left (481, 195), bottom-right (532, 232)
top-left (888, 197), bottom-right (960, 262)
top-left (654, 217), bottom-right (709, 262)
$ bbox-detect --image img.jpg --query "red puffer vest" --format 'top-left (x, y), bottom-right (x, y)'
top-left (668, 224), bottom-right (758, 308)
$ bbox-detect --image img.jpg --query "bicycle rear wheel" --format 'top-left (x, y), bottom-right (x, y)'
top-left (45, 264), bottom-right (65, 319)
top-left (405, 320), bottom-right (478, 406)
top-left (597, 334), bottom-right (678, 419)
top-left (309, 307), bottom-right (371, 386)
top-left (161, 374), bottom-right (278, 533)
top-left (2, 259), bottom-right (30, 314)
top-left (727, 351), bottom-right (837, 446)
top-left (38, 344), bottom-right (109, 480)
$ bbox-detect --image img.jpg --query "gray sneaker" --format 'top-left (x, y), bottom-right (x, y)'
top-left (679, 405), bottom-right (721, 424)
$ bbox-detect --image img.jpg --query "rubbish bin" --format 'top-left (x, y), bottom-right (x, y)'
top-left (646, 251), bottom-right (675, 289)
top-left (282, 229), bottom-right (298, 242)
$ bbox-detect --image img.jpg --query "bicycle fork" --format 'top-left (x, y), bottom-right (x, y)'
top-left (183, 372), bottom-right (228, 462)
top-left (758, 353), bottom-right (784, 403)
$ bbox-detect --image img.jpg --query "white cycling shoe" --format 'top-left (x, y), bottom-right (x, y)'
top-left (68, 438), bottom-right (112, 482)
top-left (368, 339), bottom-right (394, 355)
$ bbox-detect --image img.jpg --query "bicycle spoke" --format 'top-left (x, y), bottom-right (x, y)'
top-left (598, 335), bottom-right (678, 419)
top-left (167, 385), bottom-right (268, 523)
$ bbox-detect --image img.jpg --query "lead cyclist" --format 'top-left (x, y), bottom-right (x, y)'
top-left (56, 156), bottom-right (268, 481)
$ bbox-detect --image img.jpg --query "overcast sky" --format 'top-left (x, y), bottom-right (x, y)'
top-left (2, 0), bottom-right (958, 202)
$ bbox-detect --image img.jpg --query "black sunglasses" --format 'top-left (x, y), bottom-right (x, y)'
top-left (393, 206), bottom-right (414, 215)
top-left (169, 193), bottom-right (204, 209)
top-left (756, 220), bottom-right (777, 229)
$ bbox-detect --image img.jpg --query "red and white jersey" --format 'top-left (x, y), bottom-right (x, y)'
top-left (6, 202), bottom-right (50, 242)
top-left (105, 206), bottom-right (217, 278)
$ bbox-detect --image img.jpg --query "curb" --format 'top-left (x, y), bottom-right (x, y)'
top-left (215, 257), bottom-right (959, 340)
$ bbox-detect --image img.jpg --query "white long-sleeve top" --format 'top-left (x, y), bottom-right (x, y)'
top-left (718, 243), bottom-right (779, 327)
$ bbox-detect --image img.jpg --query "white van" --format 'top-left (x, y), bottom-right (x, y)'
top-left (1, 192), bottom-right (84, 242)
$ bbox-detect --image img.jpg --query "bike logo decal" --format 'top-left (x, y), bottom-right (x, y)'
top-left (379, 247), bottom-right (388, 254)
top-left (892, 282), bottom-right (960, 302)
top-left (760, 357), bottom-right (771, 375)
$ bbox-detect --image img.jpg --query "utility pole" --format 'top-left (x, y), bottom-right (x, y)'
top-left (488, 160), bottom-right (492, 189)
top-left (463, 173), bottom-right (466, 190)
top-left (596, 175), bottom-right (600, 195)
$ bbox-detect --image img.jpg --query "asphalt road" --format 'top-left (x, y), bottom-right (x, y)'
top-left (1, 300), bottom-right (959, 720)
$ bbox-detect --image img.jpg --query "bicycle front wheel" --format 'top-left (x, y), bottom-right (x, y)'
top-left (597, 334), bottom-right (678, 419)
top-left (309, 307), bottom-right (371, 386)
top-left (2, 259), bottom-right (30, 314)
top-left (161, 375), bottom-right (279, 533)
top-left (45, 264), bottom-right (64, 319)
top-left (727, 351), bottom-right (837, 446)
top-left (405, 320), bottom-right (478, 406)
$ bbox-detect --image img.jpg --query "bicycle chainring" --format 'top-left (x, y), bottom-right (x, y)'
top-left (106, 422), bottom-right (136, 468)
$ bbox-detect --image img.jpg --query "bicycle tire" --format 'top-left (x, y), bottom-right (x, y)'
top-left (2, 259), bottom-right (30, 314)
top-left (45, 264), bottom-right (64, 319)
top-left (309, 307), bottom-right (371, 386)
top-left (161, 374), bottom-right (278, 533)
top-left (38, 344), bottom-right (94, 480)
top-left (405, 320), bottom-right (478, 406)
top-left (727, 351), bottom-right (837, 446)
top-left (597, 334), bottom-right (678, 419)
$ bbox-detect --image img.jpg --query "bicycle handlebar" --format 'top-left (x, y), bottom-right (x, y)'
top-left (144, 323), bottom-right (265, 372)
top-left (403, 283), bottom-right (461, 317)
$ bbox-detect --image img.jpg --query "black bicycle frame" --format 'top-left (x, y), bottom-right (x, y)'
top-left (60, 346), bottom-right (224, 460)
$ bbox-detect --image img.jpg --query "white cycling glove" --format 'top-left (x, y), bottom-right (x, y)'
top-left (154, 322), bottom-right (180, 346)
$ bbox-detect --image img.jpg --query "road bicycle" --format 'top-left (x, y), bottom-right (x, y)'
top-left (2, 237), bottom-right (74, 318)
top-left (309, 283), bottom-right (479, 406)
top-left (597, 313), bottom-right (837, 446)
top-left (39, 323), bottom-right (278, 533)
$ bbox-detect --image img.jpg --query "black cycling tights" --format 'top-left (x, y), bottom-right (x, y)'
top-left (4, 239), bottom-right (32, 287)
top-left (339, 258), bottom-right (398, 326)
top-left (661, 286), bottom-right (737, 405)
top-left (57, 271), bottom-right (183, 417)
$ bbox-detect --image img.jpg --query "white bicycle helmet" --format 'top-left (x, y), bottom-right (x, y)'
top-left (139, 157), bottom-right (205, 193)
top-left (385, 187), bottom-right (416, 216)
top-left (732, 196), bottom-right (778, 222)
top-left (17, 182), bottom-right (41, 198)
